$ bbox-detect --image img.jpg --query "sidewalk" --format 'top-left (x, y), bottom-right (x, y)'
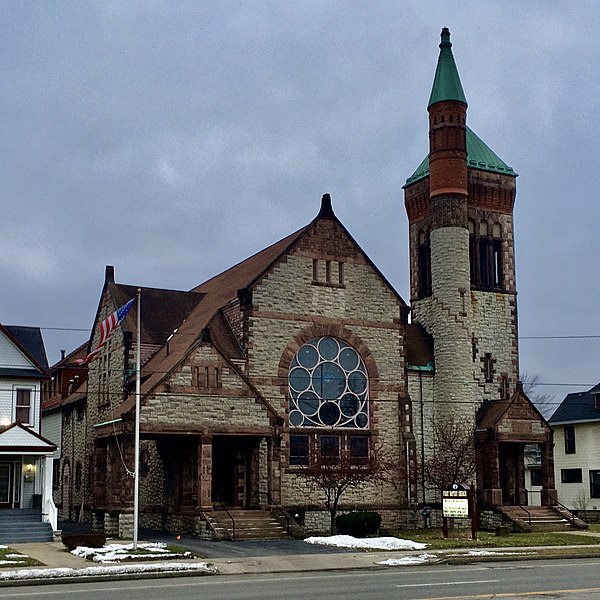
top-left (2, 536), bottom-right (600, 586)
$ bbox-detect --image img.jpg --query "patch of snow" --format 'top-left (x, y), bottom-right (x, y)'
top-left (71, 542), bottom-right (192, 563)
top-left (5, 554), bottom-right (25, 559)
top-left (0, 560), bottom-right (23, 565)
top-left (0, 562), bottom-right (215, 580)
top-left (378, 553), bottom-right (437, 566)
top-left (304, 535), bottom-right (427, 550)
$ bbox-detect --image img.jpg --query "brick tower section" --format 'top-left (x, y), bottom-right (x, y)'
top-left (411, 94), bottom-right (476, 424)
top-left (405, 29), bottom-right (520, 435)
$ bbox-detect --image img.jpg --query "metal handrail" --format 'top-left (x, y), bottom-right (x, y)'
top-left (258, 491), bottom-right (293, 535)
top-left (214, 501), bottom-right (235, 540)
top-left (516, 502), bottom-right (531, 526)
top-left (540, 488), bottom-right (576, 527)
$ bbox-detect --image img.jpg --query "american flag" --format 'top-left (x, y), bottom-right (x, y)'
top-left (75, 298), bottom-right (136, 365)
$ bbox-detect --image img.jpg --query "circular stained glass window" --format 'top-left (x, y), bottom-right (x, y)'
top-left (288, 337), bottom-right (369, 429)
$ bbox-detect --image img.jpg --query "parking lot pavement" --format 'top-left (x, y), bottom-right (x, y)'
top-left (139, 530), bottom-right (353, 559)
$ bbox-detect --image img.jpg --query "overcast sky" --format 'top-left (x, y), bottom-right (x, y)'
top-left (1, 1), bottom-right (598, 412)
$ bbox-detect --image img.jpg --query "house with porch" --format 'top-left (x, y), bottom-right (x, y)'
top-left (0, 324), bottom-right (56, 542)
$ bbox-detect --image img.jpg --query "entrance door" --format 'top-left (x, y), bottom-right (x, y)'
top-left (0, 463), bottom-right (19, 509)
top-left (499, 444), bottom-right (524, 505)
top-left (211, 437), bottom-right (256, 507)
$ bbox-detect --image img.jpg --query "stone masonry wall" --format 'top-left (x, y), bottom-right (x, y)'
top-left (246, 216), bottom-right (408, 513)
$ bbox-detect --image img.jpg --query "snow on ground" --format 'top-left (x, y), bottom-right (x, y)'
top-left (71, 542), bottom-right (192, 563)
top-left (0, 562), bottom-right (215, 581)
top-left (378, 554), bottom-right (438, 566)
top-left (304, 535), bottom-right (427, 550)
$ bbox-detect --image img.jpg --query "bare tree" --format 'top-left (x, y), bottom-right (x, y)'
top-left (421, 415), bottom-right (476, 490)
top-left (521, 372), bottom-right (556, 419)
top-left (302, 444), bottom-right (402, 534)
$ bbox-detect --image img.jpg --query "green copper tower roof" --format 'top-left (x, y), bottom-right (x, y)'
top-left (404, 127), bottom-right (518, 187)
top-left (428, 28), bottom-right (467, 107)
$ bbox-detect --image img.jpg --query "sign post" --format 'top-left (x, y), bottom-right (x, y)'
top-left (442, 482), bottom-right (477, 539)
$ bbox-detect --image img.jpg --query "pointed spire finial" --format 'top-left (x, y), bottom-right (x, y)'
top-left (428, 27), bottom-right (467, 107)
top-left (317, 193), bottom-right (335, 218)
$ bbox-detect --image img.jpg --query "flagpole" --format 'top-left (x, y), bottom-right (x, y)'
top-left (133, 288), bottom-right (141, 549)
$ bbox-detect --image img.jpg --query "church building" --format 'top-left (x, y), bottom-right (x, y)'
top-left (48, 29), bottom-right (558, 537)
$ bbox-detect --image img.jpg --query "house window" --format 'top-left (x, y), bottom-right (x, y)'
top-left (290, 435), bottom-right (309, 466)
top-left (320, 435), bottom-right (340, 464)
top-left (15, 389), bottom-right (32, 424)
top-left (561, 468), bottom-right (582, 483)
top-left (564, 425), bottom-right (576, 454)
top-left (530, 468), bottom-right (542, 487)
top-left (595, 394), bottom-right (600, 410)
top-left (140, 447), bottom-right (150, 477)
top-left (288, 337), bottom-right (369, 429)
top-left (590, 471), bottom-right (600, 498)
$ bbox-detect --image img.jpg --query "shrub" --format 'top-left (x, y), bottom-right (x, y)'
top-left (61, 533), bottom-right (106, 551)
top-left (335, 511), bottom-right (382, 537)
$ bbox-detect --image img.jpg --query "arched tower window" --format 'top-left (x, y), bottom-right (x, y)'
top-left (417, 229), bottom-right (432, 299)
top-left (288, 337), bottom-right (369, 429)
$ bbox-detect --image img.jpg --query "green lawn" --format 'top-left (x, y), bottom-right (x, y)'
top-left (392, 528), bottom-right (600, 550)
top-left (0, 547), bottom-right (41, 568)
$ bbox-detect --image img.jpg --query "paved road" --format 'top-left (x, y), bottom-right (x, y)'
top-left (2, 558), bottom-right (600, 599)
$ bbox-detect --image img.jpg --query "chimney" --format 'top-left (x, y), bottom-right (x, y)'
top-left (105, 265), bottom-right (115, 283)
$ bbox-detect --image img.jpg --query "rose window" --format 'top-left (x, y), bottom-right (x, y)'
top-left (288, 337), bottom-right (369, 428)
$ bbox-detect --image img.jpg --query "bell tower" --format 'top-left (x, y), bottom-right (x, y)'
top-left (404, 28), bottom-right (519, 425)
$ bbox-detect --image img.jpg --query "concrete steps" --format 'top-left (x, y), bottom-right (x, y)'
top-left (501, 505), bottom-right (585, 532)
top-left (207, 509), bottom-right (288, 540)
top-left (0, 508), bottom-right (53, 543)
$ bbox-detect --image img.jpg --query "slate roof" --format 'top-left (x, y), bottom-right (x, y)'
top-left (0, 324), bottom-right (49, 379)
top-left (404, 127), bottom-right (517, 187)
top-left (549, 383), bottom-right (600, 425)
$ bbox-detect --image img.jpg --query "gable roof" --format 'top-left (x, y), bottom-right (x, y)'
top-left (0, 324), bottom-right (49, 379)
top-left (107, 194), bottom-right (408, 419)
top-left (477, 384), bottom-right (549, 432)
top-left (0, 423), bottom-right (56, 453)
top-left (549, 383), bottom-right (600, 425)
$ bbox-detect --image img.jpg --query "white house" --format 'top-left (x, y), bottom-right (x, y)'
top-left (549, 383), bottom-right (600, 516)
top-left (0, 324), bottom-right (57, 540)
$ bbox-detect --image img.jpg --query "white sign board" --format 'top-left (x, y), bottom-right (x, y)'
top-left (442, 497), bottom-right (469, 518)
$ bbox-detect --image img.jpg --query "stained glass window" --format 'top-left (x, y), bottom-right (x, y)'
top-left (288, 337), bottom-right (369, 429)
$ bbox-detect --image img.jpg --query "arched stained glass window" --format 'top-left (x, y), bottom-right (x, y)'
top-left (288, 337), bottom-right (369, 429)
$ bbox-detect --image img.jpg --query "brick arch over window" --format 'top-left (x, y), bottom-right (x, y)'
top-left (277, 323), bottom-right (379, 404)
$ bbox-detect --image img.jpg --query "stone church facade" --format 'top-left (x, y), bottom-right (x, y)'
top-left (49, 29), bottom-right (556, 536)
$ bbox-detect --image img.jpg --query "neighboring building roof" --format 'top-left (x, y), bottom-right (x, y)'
top-left (404, 127), bottom-right (518, 187)
top-left (405, 323), bottom-right (434, 371)
top-left (0, 324), bottom-right (49, 379)
top-left (428, 28), bottom-right (467, 107)
top-left (108, 283), bottom-right (203, 349)
top-left (549, 383), bottom-right (600, 425)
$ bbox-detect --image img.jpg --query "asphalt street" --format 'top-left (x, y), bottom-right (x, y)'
top-left (2, 558), bottom-right (600, 599)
